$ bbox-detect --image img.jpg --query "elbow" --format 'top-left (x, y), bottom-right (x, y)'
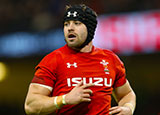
top-left (130, 90), bottom-right (136, 99)
top-left (132, 90), bottom-right (136, 102)
top-left (25, 104), bottom-right (34, 115)
top-left (25, 103), bottom-right (40, 115)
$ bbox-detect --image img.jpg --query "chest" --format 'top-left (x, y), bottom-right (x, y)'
top-left (56, 54), bottom-right (117, 87)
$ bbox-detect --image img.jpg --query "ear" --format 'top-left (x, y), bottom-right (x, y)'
top-left (65, 5), bottom-right (71, 10)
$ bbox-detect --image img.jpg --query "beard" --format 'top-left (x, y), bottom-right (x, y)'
top-left (64, 38), bottom-right (84, 51)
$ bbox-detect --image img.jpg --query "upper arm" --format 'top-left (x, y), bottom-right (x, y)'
top-left (25, 83), bottom-right (52, 106)
top-left (112, 80), bottom-right (133, 102)
top-left (24, 84), bottom-right (54, 114)
top-left (27, 83), bottom-right (52, 96)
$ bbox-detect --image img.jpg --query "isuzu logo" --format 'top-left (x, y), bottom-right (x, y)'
top-left (67, 77), bottom-right (112, 87)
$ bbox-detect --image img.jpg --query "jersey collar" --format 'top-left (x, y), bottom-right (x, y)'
top-left (65, 44), bottom-right (95, 54)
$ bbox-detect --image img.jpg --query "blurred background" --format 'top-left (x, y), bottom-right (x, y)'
top-left (0, 0), bottom-right (160, 114)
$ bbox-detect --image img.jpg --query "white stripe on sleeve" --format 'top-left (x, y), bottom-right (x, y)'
top-left (31, 83), bottom-right (53, 91)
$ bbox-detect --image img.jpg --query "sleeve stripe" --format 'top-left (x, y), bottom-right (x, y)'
top-left (31, 83), bottom-right (53, 91)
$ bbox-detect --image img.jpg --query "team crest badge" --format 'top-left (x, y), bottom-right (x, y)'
top-left (100, 60), bottom-right (109, 74)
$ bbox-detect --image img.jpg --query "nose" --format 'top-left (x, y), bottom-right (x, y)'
top-left (68, 22), bottom-right (75, 32)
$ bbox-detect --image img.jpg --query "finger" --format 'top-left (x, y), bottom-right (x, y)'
top-left (82, 94), bottom-right (90, 98)
top-left (109, 106), bottom-right (119, 111)
top-left (81, 83), bottom-right (95, 89)
top-left (81, 98), bottom-right (91, 102)
top-left (83, 89), bottom-right (93, 94)
top-left (76, 81), bottom-right (83, 87)
top-left (109, 107), bottom-right (121, 115)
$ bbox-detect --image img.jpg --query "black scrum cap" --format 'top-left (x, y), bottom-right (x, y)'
top-left (63, 4), bottom-right (97, 48)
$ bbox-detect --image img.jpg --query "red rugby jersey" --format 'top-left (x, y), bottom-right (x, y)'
top-left (32, 45), bottom-right (126, 115)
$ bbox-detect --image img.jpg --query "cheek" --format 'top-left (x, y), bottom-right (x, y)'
top-left (81, 29), bottom-right (87, 39)
top-left (63, 28), bottom-right (67, 37)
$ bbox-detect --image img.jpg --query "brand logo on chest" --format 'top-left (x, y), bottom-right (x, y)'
top-left (67, 77), bottom-right (112, 87)
top-left (66, 62), bottom-right (77, 68)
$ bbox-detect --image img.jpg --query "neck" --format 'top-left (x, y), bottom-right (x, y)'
top-left (68, 41), bottom-right (93, 53)
top-left (80, 41), bottom-right (93, 53)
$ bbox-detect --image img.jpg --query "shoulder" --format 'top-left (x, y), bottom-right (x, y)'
top-left (94, 46), bottom-right (123, 63)
top-left (39, 46), bottom-right (67, 65)
top-left (44, 45), bottom-right (67, 59)
top-left (94, 46), bottom-right (117, 57)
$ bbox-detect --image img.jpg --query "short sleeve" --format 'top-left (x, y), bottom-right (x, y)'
top-left (112, 54), bottom-right (127, 88)
top-left (32, 52), bottom-right (57, 89)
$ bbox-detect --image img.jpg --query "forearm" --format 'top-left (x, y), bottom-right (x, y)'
top-left (25, 94), bottom-right (57, 115)
top-left (118, 90), bottom-right (136, 114)
top-left (24, 82), bottom-right (94, 115)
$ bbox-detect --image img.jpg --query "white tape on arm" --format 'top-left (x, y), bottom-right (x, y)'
top-left (62, 95), bottom-right (66, 105)
top-left (54, 96), bottom-right (60, 109)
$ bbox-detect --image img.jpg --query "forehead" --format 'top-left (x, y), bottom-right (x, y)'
top-left (64, 20), bottom-right (82, 23)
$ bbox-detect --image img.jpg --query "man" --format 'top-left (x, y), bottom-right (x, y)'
top-left (25, 4), bottom-right (136, 115)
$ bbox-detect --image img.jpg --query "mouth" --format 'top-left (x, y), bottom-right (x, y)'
top-left (67, 33), bottom-right (77, 41)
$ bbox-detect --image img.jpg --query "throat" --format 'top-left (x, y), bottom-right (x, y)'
top-left (68, 41), bottom-right (93, 53)
top-left (80, 42), bottom-right (93, 53)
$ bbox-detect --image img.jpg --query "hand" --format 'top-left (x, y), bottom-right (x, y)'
top-left (65, 81), bottom-right (94, 105)
top-left (109, 106), bottom-right (132, 115)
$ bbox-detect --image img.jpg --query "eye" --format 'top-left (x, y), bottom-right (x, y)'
top-left (75, 21), bottom-right (81, 25)
top-left (64, 22), bottom-right (69, 27)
